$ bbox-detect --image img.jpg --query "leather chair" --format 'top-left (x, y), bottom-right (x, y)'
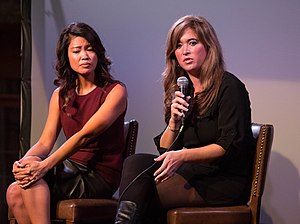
top-left (8, 119), bottom-right (139, 224)
top-left (167, 123), bottom-right (274, 224)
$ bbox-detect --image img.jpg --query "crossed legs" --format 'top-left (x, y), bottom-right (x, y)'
top-left (6, 179), bottom-right (51, 224)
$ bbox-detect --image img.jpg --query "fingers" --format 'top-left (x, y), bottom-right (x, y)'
top-left (14, 173), bottom-right (30, 181)
top-left (171, 102), bottom-right (188, 116)
top-left (171, 91), bottom-right (189, 120)
top-left (172, 94), bottom-right (189, 109)
top-left (13, 167), bottom-right (31, 180)
top-left (154, 163), bottom-right (176, 183)
top-left (12, 157), bottom-right (42, 189)
top-left (153, 153), bottom-right (168, 176)
top-left (12, 161), bottom-right (23, 173)
top-left (19, 176), bottom-right (38, 189)
top-left (13, 163), bottom-right (34, 185)
top-left (16, 169), bottom-right (40, 189)
top-left (154, 150), bottom-right (185, 183)
top-left (153, 160), bottom-right (166, 178)
top-left (154, 158), bottom-right (179, 183)
top-left (13, 164), bottom-right (31, 174)
top-left (174, 91), bottom-right (190, 105)
top-left (16, 177), bottom-right (31, 186)
top-left (154, 154), bottom-right (165, 162)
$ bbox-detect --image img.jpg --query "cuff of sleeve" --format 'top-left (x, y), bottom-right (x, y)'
top-left (216, 129), bottom-right (237, 151)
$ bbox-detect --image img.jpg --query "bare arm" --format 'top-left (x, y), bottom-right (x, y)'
top-left (23, 88), bottom-right (62, 159)
top-left (19, 84), bottom-right (127, 188)
top-left (13, 88), bottom-right (61, 187)
top-left (44, 84), bottom-right (127, 169)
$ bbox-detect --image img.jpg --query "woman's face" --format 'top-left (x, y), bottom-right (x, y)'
top-left (68, 36), bottom-right (98, 76)
top-left (175, 28), bottom-right (207, 77)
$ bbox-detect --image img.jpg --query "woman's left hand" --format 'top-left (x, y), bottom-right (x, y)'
top-left (153, 150), bottom-right (185, 183)
top-left (15, 156), bottom-right (48, 189)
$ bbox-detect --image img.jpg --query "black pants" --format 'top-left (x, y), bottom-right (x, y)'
top-left (118, 154), bottom-right (205, 224)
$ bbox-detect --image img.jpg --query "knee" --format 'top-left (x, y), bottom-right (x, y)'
top-left (123, 153), bottom-right (157, 171)
top-left (6, 182), bottom-right (22, 208)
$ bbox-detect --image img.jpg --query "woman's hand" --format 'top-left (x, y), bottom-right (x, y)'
top-left (13, 155), bottom-right (47, 189)
top-left (169, 91), bottom-right (190, 129)
top-left (12, 160), bottom-right (31, 186)
top-left (153, 150), bottom-right (185, 183)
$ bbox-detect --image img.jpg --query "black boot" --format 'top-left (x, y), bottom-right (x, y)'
top-left (114, 201), bottom-right (138, 224)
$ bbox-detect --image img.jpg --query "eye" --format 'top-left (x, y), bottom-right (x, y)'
top-left (176, 43), bottom-right (182, 49)
top-left (85, 43), bottom-right (94, 51)
top-left (189, 40), bottom-right (198, 46)
top-left (87, 46), bottom-right (94, 51)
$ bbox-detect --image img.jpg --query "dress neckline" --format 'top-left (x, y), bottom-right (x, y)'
top-left (76, 86), bottom-right (98, 97)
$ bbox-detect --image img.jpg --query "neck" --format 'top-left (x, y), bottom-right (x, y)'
top-left (76, 77), bottom-right (97, 95)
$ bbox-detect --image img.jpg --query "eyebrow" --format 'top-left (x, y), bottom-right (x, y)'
top-left (70, 46), bottom-right (81, 49)
top-left (187, 37), bottom-right (198, 41)
top-left (178, 37), bottom-right (198, 43)
top-left (70, 43), bottom-right (92, 49)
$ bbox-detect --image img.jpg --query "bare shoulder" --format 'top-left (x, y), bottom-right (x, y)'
top-left (49, 87), bottom-right (61, 101)
top-left (109, 83), bottom-right (127, 97)
top-left (53, 87), bottom-right (61, 96)
top-left (47, 87), bottom-right (61, 108)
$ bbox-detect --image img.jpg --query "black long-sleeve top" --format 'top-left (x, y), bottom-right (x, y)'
top-left (154, 72), bottom-right (256, 205)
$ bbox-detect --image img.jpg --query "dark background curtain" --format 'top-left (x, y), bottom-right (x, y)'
top-left (20, 0), bottom-right (32, 156)
top-left (0, 0), bottom-right (31, 223)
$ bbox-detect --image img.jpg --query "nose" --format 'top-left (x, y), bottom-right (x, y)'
top-left (81, 50), bottom-right (89, 60)
top-left (183, 44), bottom-right (190, 55)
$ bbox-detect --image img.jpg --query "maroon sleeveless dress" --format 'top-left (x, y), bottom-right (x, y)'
top-left (58, 82), bottom-right (126, 192)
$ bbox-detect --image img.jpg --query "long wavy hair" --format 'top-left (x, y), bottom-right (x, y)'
top-left (162, 15), bottom-right (225, 122)
top-left (54, 22), bottom-right (114, 109)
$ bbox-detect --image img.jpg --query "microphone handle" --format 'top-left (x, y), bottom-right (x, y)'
top-left (179, 86), bottom-right (187, 123)
top-left (179, 86), bottom-right (187, 100)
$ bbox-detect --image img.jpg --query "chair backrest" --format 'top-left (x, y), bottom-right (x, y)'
top-left (249, 123), bottom-right (274, 224)
top-left (123, 119), bottom-right (139, 159)
top-left (111, 119), bottom-right (138, 201)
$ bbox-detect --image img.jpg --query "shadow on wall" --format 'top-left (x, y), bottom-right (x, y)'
top-left (261, 151), bottom-right (300, 224)
top-left (260, 208), bottom-right (273, 224)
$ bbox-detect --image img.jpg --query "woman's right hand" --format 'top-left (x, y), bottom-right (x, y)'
top-left (169, 91), bottom-right (190, 128)
top-left (13, 156), bottom-right (42, 187)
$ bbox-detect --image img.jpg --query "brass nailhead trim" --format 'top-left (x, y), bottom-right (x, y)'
top-left (253, 125), bottom-right (266, 197)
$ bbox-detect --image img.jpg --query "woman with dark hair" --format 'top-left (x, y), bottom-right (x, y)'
top-left (113, 15), bottom-right (255, 224)
top-left (6, 22), bottom-right (127, 224)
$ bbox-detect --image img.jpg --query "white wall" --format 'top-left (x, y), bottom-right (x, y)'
top-left (31, 0), bottom-right (300, 223)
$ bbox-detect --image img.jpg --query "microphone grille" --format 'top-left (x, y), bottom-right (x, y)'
top-left (177, 76), bottom-right (189, 87)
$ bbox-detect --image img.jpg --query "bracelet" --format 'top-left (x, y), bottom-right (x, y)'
top-left (168, 125), bottom-right (179, 132)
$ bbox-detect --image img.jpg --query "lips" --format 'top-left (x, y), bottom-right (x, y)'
top-left (80, 63), bottom-right (91, 67)
top-left (183, 58), bottom-right (193, 63)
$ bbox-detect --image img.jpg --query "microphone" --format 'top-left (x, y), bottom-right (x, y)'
top-left (177, 76), bottom-right (189, 100)
top-left (177, 76), bottom-right (189, 127)
top-left (177, 76), bottom-right (189, 99)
